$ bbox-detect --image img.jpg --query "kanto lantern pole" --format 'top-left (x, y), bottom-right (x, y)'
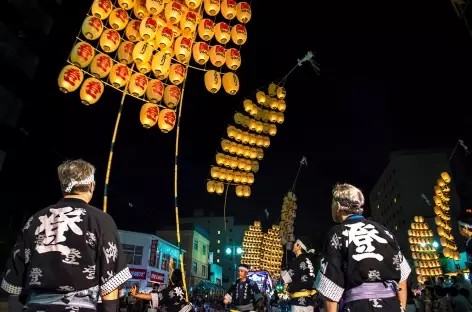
top-left (103, 64), bottom-right (134, 213)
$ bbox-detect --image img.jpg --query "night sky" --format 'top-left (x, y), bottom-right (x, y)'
top-left (2, 0), bottom-right (472, 248)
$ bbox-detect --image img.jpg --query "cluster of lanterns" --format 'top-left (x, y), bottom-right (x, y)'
top-left (278, 192), bottom-right (297, 247)
top-left (58, 0), bottom-right (253, 131)
top-left (206, 82), bottom-right (287, 197)
top-left (407, 216), bottom-right (443, 282)
top-left (432, 172), bottom-right (459, 259)
top-left (241, 222), bottom-right (283, 275)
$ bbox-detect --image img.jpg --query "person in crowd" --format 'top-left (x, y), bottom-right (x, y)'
top-left (433, 286), bottom-right (452, 312)
top-left (280, 237), bottom-right (317, 312)
top-left (223, 264), bottom-right (264, 312)
top-left (1, 159), bottom-right (132, 312)
top-left (457, 274), bottom-right (472, 303)
top-left (406, 289), bottom-right (417, 312)
top-left (315, 183), bottom-right (411, 312)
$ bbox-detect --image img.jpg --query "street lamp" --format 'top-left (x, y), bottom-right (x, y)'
top-left (226, 247), bottom-right (232, 255)
top-left (236, 247), bottom-right (242, 255)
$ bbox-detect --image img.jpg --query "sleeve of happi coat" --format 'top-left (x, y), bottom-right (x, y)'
top-left (314, 228), bottom-right (345, 302)
top-left (150, 290), bottom-right (165, 308)
top-left (98, 215), bottom-right (132, 297)
top-left (300, 255), bottom-right (316, 290)
top-left (251, 281), bottom-right (263, 302)
top-left (1, 219), bottom-right (32, 295)
top-left (225, 283), bottom-right (236, 302)
top-left (396, 247), bottom-right (411, 283)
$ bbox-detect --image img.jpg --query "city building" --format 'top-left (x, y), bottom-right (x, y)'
top-left (156, 224), bottom-right (210, 288)
top-left (369, 150), bottom-right (464, 258)
top-left (209, 263), bottom-right (223, 285)
top-left (118, 230), bottom-right (184, 292)
top-left (180, 210), bottom-right (248, 288)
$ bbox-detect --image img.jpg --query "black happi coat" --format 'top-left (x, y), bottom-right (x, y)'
top-left (150, 285), bottom-right (189, 312)
top-left (1, 198), bottom-right (132, 304)
top-left (226, 279), bottom-right (263, 308)
top-left (285, 254), bottom-right (316, 307)
top-left (315, 216), bottom-right (411, 303)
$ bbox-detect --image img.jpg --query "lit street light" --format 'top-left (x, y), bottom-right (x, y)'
top-left (432, 241), bottom-right (439, 248)
top-left (236, 247), bottom-right (242, 254)
top-left (226, 247), bottom-right (232, 255)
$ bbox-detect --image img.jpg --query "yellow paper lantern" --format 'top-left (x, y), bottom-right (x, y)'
top-left (100, 29), bottom-right (121, 53)
top-left (192, 41), bottom-right (210, 64)
top-left (169, 63), bottom-right (186, 85)
top-left (90, 53), bottom-right (113, 78)
top-left (270, 98), bottom-right (279, 110)
top-left (204, 0), bottom-right (220, 16)
top-left (247, 173), bottom-right (254, 185)
top-left (165, 1), bottom-right (183, 24)
top-left (221, 0), bottom-right (237, 19)
top-left (109, 8), bottom-right (130, 30)
top-left (156, 26), bottom-right (174, 50)
top-left (251, 161), bottom-right (259, 173)
top-left (109, 63), bottom-right (131, 88)
top-left (277, 99), bottom-right (286, 112)
top-left (243, 185), bottom-right (251, 197)
top-left (118, 0), bottom-right (135, 9)
top-left (125, 20), bottom-right (142, 42)
top-left (58, 65), bottom-right (84, 93)
top-left (180, 11), bottom-right (198, 34)
top-left (186, 0), bottom-right (202, 8)
top-left (215, 22), bottom-right (231, 44)
top-left (163, 85), bottom-right (181, 108)
top-left (243, 100), bottom-right (254, 113)
top-left (146, 0), bottom-right (164, 14)
top-left (222, 72), bottom-right (239, 95)
top-left (441, 172), bottom-right (451, 183)
top-left (133, 0), bottom-right (150, 19)
top-left (210, 45), bottom-right (225, 67)
top-left (80, 78), bottom-right (104, 105)
top-left (225, 48), bottom-right (241, 70)
top-left (263, 137), bottom-right (270, 148)
top-left (139, 16), bottom-right (158, 40)
top-left (276, 86), bottom-right (286, 100)
top-left (236, 185), bottom-right (244, 197)
top-left (151, 51), bottom-right (172, 78)
top-left (204, 70), bottom-right (222, 93)
top-left (215, 182), bottom-right (224, 194)
top-left (132, 42), bottom-right (153, 66)
top-left (139, 103), bottom-right (160, 128)
top-left (82, 16), bottom-right (104, 40)
top-left (116, 41), bottom-right (134, 65)
top-left (174, 36), bottom-right (192, 63)
top-left (256, 91), bottom-right (266, 105)
top-left (231, 24), bottom-right (247, 45)
top-left (70, 42), bottom-right (95, 68)
top-left (137, 59), bottom-right (152, 74)
top-left (207, 180), bottom-right (216, 193)
top-left (268, 83), bottom-right (277, 96)
top-left (91, 0), bottom-right (113, 19)
top-left (157, 108), bottom-right (176, 132)
top-left (236, 2), bottom-right (251, 23)
top-left (146, 79), bottom-right (164, 103)
top-left (198, 19), bottom-right (215, 41)
top-left (168, 23), bottom-right (182, 39)
top-left (129, 73), bottom-right (149, 97)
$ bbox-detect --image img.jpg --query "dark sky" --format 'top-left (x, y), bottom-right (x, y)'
top-left (2, 0), bottom-right (472, 246)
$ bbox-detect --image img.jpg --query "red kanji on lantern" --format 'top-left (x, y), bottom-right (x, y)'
top-left (116, 65), bottom-right (129, 80)
top-left (236, 24), bottom-right (246, 34)
top-left (230, 48), bottom-right (240, 58)
top-left (164, 110), bottom-right (176, 126)
top-left (227, 0), bottom-right (236, 7)
top-left (89, 17), bottom-right (103, 32)
top-left (174, 65), bottom-right (185, 77)
top-left (186, 12), bottom-right (197, 22)
top-left (152, 81), bottom-right (164, 96)
top-left (199, 42), bottom-right (209, 52)
top-left (145, 17), bottom-right (158, 31)
top-left (98, 0), bottom-right (112, 13)
top-left (77, 44), bottom-right (94, 61)
top-left (135, 74), bottom-right (147, 90)
top-left (97, 55), bottom-right (112, 72)
top-left (107, 30), bottom-right (120, 44)
top-left (181, 37), bottom-right (191, 50)
top-left (146, 106), bottom-right (159, 122)
top-left (204, 19), bottom-right (214, 29)
top-left (215, 45), bottom-right (225, 55)
top-left (240, 2), bottom-right (250, 11)
top-left (85, 80), bottom-right (103, 99)
top-left (64, 67), bottom-right (82, 86)
top-left (169, 86), bottom-right (180, 99)
top-left (132, 20), bottom-right (140, 32)
top-left (220, 22), bottom-right (230, 32)
top-left (116, 9), bottom-right (128, 22)
top-left (124, 42), bottom-right (134, 53)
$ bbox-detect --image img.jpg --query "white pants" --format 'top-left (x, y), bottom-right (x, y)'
top-left (291, 306), bottom-right (314, 312)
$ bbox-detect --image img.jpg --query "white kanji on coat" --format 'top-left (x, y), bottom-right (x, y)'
top-left (330, 233), bottom-right (342, 250)
top-left (29, 268), bottom-right (43, 285)
top-left (368, 270), bottom-right (381, 281)
top-left (83, 265), bottom-right (96, 280)
top-left (103, 242), bottom-right (118, 264)
top-left (63, 248), bottom-right (82, 265)
top-left (342, 222), bottom-right (388, 261)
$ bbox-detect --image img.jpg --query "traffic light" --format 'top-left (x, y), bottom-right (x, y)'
top-left (236, 247), bottom-right (242, 254)
top-left (226, 247), bottom-right (232, 255)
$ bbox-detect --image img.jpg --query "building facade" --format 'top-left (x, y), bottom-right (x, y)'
top-left (118, 230), bottom-right (184, 292)
top-left (156, 224), bottom-right (210, 288)
top-left (369, 151), bottom-right (464, 258)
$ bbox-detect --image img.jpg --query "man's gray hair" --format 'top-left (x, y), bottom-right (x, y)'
top-left (58, 159), bottom-right (95, 195)
top-left (332, 183), bottom-right (365, 215)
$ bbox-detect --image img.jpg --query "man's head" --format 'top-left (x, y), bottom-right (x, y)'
top-left (331, 183), bottom-right (365, 223)
top-left (238, 264), bottom-right (249, 280)
top-left (292, 237), bottom-right (313, 256)
top-left (58, 159), bottom-right (96, 203)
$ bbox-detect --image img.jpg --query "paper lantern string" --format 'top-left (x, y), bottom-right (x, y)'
top-left (65, 175), bottom-right (95, 193)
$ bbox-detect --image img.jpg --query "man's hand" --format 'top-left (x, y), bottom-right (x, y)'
top-left (223, 298), bottom-right (230, 305)
top-left (130, 286), bottom-right (137, 297)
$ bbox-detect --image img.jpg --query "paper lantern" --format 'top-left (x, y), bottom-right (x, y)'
top-left (137, 60), bottom-right (152, 74)
top-left (215, 182), bottom-right (224, 194)
top-left (225, 48), bottom-right (241, 70)
top-left (129, 73), bottom-right (149, 96)
top-left (80, 78), bottom-right (104, 105)
top-left (140, 103), bottom-right (160, 128)
top-left (169, 63), bottom-right (186, 85)
top-left (163, 85), bottom-right (181, 108)
top-left (268, 83), bottom-right (277, 96)
top-left (251, 161), bottom-right (259, 172)
top-left (168, 23), bottom-right (182, 39)
top-left (270, 99), bottom-right (279, 110)
top-left (100, 29), bottom-right (121, 52)
top-left (215, 22), bottom-right (230, 44)
top-left (70, 42), bottom-right (95, 68)
top-left (269, 124), bottom-right (277, 136)
top-left (109, 64), bottom-right (131, 88)
top-left (90, 53), bottom-right (113, 78)
top-left (185, 0), bottom-right (202, 9)
top-left (247, 173), bottom-right (254, 185)
top-left (243, 185), bottom-right (251, 197)
top-left (222, 72), bottom-right (239, 95)
top-left (277, 100), bottom-right (286, 112)
top-left (146, 0), bottom-right (164, 13)
top-left (204, 0), bottom-right (220, 16)
top-left (158, 67), bottom-right (170, 80)
top-left (263, 137), bottom-right (270, 148)
top-left (231, 24), bottom-right (247, 45)
top-left (236, 2), bottom-right (251, 23)
top-left (133, 0), bottom-right (150, 19)
top-left (118, 0), bottom-right (135, 9)
top-left (146, 79), bottom-right (164, 103)
top-left (115, 42), bottom-right (133, 65)
top-left (165, 1), bottom-right (183, 24)
top-left (174, 36), bottom-right (192, 63)
top-left (198, 19), bottom-right (215, 41)
top-left (221, 0), bottom-right (236, 19)
top-left (276, 87), bottom-right (286, 100)
top-left (209, 45), bottom-right (225, 67)
top-left (151, 51), bottom-right (172, 78)
top-left (192, 42), bottom-right (210, 64)
top-left (139, 16), bottom-right (158, 40)
top-left (91, 0), bottom-right (113, 19)
top-left (158, 108), bottom-right (176, 132)
top-left (132, 41), bottom-right (154, 64)
top-left (441, 172), bottom-right (451, 183)
top-left (277, 113), bottom-right (284, 124)
top-left (236, 185), bottom-right (244, 197)
top-left (180, 11), bottom-right (198, 34)
top-left (207, 180), bottom-right (216, 193)
top-left (204, 70), bottom-right (222, 93)
top-left (81, 16), bottom-right (104, 40)
top-left (109, 8), bottom-right (129, 30)
top-left (125, 20), bottom-right (142, 42)
top-left (156, 26), bottom-right (174, 49)
top-left (155, 15), bottom-right (167, 29)
top-left (58, 65), bottom-right (84, 93)
top-left (256, 91), bottom-right (266, 105)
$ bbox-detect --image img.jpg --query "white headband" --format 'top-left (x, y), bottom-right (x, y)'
top-left (239, 266), bottom-right (249, 272)
top-left (296, 239), bottom-right (315, 254)
top-left (65, 175), bottom-right (95, 193)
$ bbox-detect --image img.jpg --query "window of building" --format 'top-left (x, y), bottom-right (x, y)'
top-left (217, 249), bottom-right (220, 253)
top-left (122, 244), bottom-right (143, 265)
top-left (192, 261), bottom-right (198, 273)
top-left (217, 240), bottom-right (220, 244)
top-left (203, 245), bottom-right (207, 255)
top-left (218, 230), bottom-right (221, 234)
top-left (217, 258), bottom-right (220, 263)
top-left (202, 265), bottom-right (206, 277)
top-left (194, 240), bottom-right (198, 251)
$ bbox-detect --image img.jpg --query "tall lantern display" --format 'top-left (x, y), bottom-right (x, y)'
top-left (278, 192), bottom-right (297, 249)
